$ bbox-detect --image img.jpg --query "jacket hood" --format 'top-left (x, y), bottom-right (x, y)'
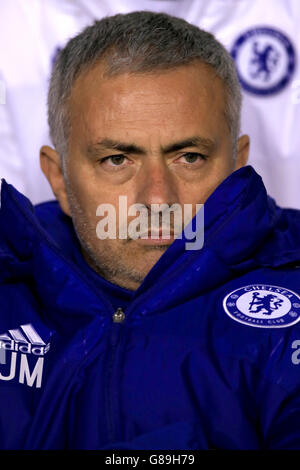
top-left (0, 166), bottom-right (299, 321)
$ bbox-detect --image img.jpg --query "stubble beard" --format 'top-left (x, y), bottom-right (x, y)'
top-left (64, 181), bottom-right (169, 290)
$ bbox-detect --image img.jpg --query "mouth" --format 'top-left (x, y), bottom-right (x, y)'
top-left (135, 229), bottom-right (176, 245)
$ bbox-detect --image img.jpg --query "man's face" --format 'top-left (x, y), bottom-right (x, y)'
top-left (51, 62), bottom-right (248, 290)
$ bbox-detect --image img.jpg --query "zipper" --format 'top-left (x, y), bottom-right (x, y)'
top-left (112, 307), bottom-right (126, 323)
top-left (105, 307), bottom-right (126, 443)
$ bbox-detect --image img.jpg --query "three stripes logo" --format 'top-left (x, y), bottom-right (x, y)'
top-left (0, 324), bottom-right (52, 389)
top-left (0, 323), bottom-right (51, 359)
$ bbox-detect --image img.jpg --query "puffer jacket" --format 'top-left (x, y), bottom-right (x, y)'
top-left (0, 165), bottom-right (299, 450)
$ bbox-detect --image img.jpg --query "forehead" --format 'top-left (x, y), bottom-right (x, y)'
top-left (69, 61), bottom-right (227, 139)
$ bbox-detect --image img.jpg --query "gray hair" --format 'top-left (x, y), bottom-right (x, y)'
top-left (48, 10), bottom-right (242, 162)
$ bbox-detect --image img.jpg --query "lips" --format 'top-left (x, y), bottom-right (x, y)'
top-left (140, 228), bottom-right (175, 239)
top-left (135, 229), bottom-right (175, 245)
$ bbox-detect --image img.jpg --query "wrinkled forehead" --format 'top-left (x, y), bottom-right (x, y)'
top-left (68, 60), bottom-right (229, 141)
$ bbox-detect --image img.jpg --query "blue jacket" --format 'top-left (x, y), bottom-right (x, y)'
top-left (0, 165), bottom-right (300, 450)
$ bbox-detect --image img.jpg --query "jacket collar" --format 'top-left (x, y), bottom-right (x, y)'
top-left (0, 166), bottom-right (299, 319)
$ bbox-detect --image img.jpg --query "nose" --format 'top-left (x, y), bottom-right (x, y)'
top-left (135, 158), bottom-right (179, 208)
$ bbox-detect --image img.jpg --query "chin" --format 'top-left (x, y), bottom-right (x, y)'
top-left (131, 247), bottom-right (168, 273)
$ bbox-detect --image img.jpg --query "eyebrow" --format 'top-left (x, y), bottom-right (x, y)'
top-left (87, 136), bottom-right (215, 157)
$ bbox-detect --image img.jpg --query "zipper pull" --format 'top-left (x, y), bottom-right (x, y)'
top-left (112, 307), bottom-right (125, 323)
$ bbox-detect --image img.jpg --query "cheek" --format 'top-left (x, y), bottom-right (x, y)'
top-left (178, 161), bottom-right (233, 204)
top-left (65, 171), bottom-right (98, 226)
top-left (67, 172), bottom-right (127, 229)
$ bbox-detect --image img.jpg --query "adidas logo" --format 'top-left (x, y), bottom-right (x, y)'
top-left (0, 323), bottom-right (51, 356)
top-left (0, 323), bottom-right (52, 389)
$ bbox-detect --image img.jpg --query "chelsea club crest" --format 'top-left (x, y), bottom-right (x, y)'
top-left (231, 27), bottom-right (296, 95)
top-left (223, 285), bottom-right (300, 328)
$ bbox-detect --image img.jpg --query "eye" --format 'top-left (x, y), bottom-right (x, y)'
top-left (177, 152), bottom-right (207, 164)
top-left (99, 154), bottom-right (128, 167)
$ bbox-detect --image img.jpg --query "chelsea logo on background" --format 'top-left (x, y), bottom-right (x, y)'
top-left (231, 27), bottom-right (296, 95)
top-left (223, 285), bottom-right (300, 328)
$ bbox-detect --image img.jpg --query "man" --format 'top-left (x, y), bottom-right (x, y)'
top-left (0, 11), bottom-right (299, 450)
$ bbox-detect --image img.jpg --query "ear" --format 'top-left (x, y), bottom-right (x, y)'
top-left (40, 145), bottom-right (71, 216)
top-left (234, 134), bottom-right (250, 170)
